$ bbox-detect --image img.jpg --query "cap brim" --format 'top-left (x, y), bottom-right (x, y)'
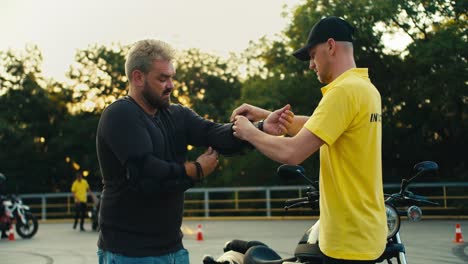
top-left (292, 44), bottom-right (312, 61)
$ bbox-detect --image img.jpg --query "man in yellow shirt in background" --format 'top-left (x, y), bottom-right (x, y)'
top-left (231, 16), bottom-right (386, 263)
top-left (71, 171), bottom-right (92, 231)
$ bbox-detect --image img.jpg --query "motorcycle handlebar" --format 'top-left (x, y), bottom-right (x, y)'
top-left (411, 198), bottom-right (439, 206)
top-left (386, 193), bottom-right (439, 206)
top-left (284, 201), bottom-right (310, 210)
top-left (285, 197), bottom-right (309, 206)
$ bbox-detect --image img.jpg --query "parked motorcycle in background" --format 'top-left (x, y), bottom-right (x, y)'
top-left (0, 172), bottom-right (39, 239)
top-left (203, 161), bottom-right (439, 264)
top-left (88, 197), bottom-right (100, 231)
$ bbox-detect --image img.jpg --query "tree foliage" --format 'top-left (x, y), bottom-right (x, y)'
top-left (0, 46), bottom-right (72, 192)
top-left (0, 1), bottom-right (466, 193)
top-left (172, 49), bottom-right (242, 122)
top-left (67, 44), bottom-right (129, 113)
top-left (235, 0), bottom-right (467, 182)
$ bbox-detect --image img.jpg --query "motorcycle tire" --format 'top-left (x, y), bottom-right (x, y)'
top-left (16, 212), bottom-right (38, 239)
top-left (92, 217), bottom-right (99, 231)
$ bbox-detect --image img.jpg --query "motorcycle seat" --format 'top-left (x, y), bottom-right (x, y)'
top-left (294, 243), bottom-right (322, 261)
top-left (224, 239), bottom-right (268, 254)
top-left (244, 245), bottom-right (284, 264)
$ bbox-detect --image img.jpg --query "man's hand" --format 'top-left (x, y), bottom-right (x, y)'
top-left (263, 104), bottom-right (294, 136)
top-left (230, 103), bottom-right (271, 122)
top-left (232, 115), bottom-right (257, 141)
top-left (185, 147), bottom-right (219, 182)
top-left (196, 147), bottom-right (219, 178)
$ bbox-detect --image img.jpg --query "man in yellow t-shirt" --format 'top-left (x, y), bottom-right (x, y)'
top-left (71, 171), bottom-right (91, 231)
top-left (231, 16), bottom-right (386, 263)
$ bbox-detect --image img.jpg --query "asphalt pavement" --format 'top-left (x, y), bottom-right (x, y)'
top-left (0, 219), bottom-right (467, 264)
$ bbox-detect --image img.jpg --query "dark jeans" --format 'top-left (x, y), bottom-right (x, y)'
top-left (73, 202), bottom-right (87, 230)
top-left (98, 248), bottom-right (189, 264)
top-left (323, 255), bottom-right (375, 264)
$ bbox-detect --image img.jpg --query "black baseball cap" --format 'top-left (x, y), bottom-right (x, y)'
top-left (293, 16), bottom-right (355, 61)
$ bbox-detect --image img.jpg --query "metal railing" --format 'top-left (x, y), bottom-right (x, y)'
top-left (17, 182), bottom-right (468, 221)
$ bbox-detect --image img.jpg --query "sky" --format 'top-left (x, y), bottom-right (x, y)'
top-left (0, 0), bottom-right (303, 81)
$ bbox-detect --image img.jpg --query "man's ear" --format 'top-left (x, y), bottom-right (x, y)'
top-left (131, 70), bottom-right (145, 87)
top-left (327, 38), bottom-right (336, 55)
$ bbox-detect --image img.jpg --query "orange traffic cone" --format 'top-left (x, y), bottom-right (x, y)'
top-left (196, 224), bottom-right (204, 241)
top-left (453, 223), bottom-right (464, 243)
top-left (8, 225), bottom-right (15, 241)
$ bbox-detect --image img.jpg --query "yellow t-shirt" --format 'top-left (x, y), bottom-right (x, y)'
top-left (304, 68), bottom-right (386, 260)
top-left (71, 179), bottom-right (89, 203)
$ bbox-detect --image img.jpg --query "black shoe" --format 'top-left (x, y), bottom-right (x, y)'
top-left (80, 227), bottom-right (86, 232)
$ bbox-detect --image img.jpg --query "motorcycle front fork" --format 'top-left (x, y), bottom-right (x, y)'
top-left (394, 232), bottom-right (407, 264)
top-left (16, 208), bottom-right (27, 225)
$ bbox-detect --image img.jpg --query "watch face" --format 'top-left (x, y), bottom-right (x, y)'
top-left (258, 120), bottom-right (264, 131)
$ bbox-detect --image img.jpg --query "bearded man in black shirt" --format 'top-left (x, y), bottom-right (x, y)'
top-left (96, 39), bottom-right (293, 264)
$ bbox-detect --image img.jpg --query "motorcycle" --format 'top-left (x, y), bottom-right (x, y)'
top-left (88, 198), bottom-right (100, 231)
top-left (0, 173), bottom-right (39, 239)
top-left (0, 194), bottom-right (39, 239)
top-left (203, 161), bottom-right (439, 264)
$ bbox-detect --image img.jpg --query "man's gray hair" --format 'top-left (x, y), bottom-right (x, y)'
top-left (125, 39), bottom-right (176, 81)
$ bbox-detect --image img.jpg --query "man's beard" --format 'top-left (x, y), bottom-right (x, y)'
top-left (142, 81), bottom-right (171, 110)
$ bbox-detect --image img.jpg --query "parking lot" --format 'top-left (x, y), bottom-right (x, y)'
top-left (0, 219), bottom-right (467, 264)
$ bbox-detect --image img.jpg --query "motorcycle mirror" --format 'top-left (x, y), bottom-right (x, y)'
top-left (277, 165), bottom-right (315, 186)
top-left (400, 161), bottom-right (438, 194)
top-left (406, 161), bottom-right (439, 182)
top-left (277, 165), bottom-right (305, 178)
top-left (413, 161), bottom-right (438, 174)
top-left (407, 205), bottom-right (422, 222)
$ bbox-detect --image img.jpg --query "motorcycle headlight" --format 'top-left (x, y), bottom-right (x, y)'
top-left (386, 203), bottom-right (400, 239)
top-left (407, 205), bottom-right (422, 222)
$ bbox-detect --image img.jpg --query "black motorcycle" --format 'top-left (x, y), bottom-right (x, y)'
top-left (0, 173), bottom-right (39, 239)
top-left (88, 198), bottom-right (100, 231)
top-left (204, 161), bottom-right (439, 264)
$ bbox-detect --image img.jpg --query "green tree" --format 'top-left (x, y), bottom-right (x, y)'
top-left (234, 0), bottom-right (467, 182)
top-left (0, 46), bottom-right (71, 193)
top-left (172, 49), bottom-right (242, 122)
top-left (382, 1), bottom-right (467, 180)
top-left (67, 43), bottom-right (129, 114)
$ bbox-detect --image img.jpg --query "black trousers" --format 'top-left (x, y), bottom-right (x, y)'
top-left (323, 255), bottom-right (375, 264)
top-left (73, 202), bottom-right (87, 229)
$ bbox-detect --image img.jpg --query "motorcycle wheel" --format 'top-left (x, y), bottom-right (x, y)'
top-left (92, 214), bottom-right (99, 231)
top-left (16, 212), bottom-right (38, 239)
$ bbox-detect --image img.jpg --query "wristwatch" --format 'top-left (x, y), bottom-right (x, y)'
top-left (256, 120), bottom-right (264, 131)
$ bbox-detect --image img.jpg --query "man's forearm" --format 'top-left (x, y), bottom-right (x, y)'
top-left (184, 162), bottom-right (198, 181)
top-left (256, 109), bottom-right (272, 121)
top-left (242, 124), bottom-right (322, 165)
top-left (287, 115), bottom-right (310, 136)
top-left (247, 130), bottom-right (298, 164)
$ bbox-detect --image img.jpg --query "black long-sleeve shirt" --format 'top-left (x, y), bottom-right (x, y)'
top-left (96, 96), bottom-right (250, 256)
